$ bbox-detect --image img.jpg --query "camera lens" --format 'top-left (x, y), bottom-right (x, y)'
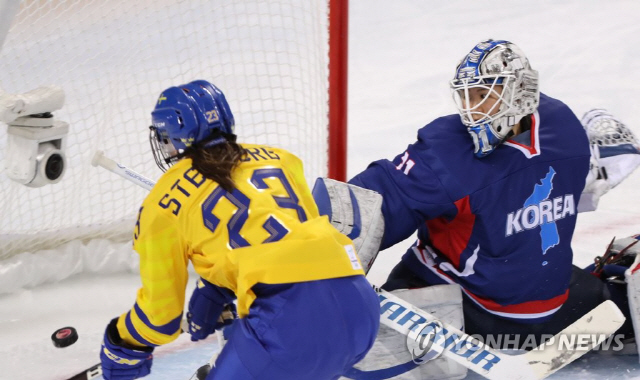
top-left (45, 153), bottom-right (64, 180)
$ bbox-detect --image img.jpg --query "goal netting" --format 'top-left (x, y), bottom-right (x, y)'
top-left (0, 0), bottom-right (345, 293)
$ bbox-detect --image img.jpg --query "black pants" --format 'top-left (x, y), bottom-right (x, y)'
top-left (382, 261), bottom-right (633, 349)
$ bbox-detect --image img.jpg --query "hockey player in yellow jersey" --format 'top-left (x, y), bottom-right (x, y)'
top-left (98, 80), bottom-right (380, 380)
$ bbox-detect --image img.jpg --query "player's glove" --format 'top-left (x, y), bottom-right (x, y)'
top-left (100, 318), bottom-right (154, 380)
top-left (187, 277), bottom-right (236, 341)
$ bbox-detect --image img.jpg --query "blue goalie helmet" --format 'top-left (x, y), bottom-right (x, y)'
top-left (149, 80), bottom-right (235, 171)
top-left (450, 39), bottom-right (539, 158)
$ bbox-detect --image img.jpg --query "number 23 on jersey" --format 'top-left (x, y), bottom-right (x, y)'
top-left (145, 166), bottom-right (308, 248)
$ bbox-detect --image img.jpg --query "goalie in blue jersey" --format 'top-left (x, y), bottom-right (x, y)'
top-left (98, 80), bottom-right (379, 380)
top-left (315, 39), bottom-right (640, 353)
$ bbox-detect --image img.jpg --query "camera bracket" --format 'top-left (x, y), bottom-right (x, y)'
top-left (7, 115), bottom-right (69, 139)
top-left (6, 116), bottom-right (69, 187)
top-left (2, 86), bottom-right (69, 187)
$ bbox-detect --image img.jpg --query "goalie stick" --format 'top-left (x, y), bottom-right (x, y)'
top-left (91, 151), bottom-right (627, 380)
top-left (376, 286), bottom-right (625, 380)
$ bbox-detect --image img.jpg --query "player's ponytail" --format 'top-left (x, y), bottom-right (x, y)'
top-left (186, 132), bottom-right (245, 192)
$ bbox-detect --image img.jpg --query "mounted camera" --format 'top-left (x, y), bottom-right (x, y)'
top-left (1, 86), bottom-right (69, 187)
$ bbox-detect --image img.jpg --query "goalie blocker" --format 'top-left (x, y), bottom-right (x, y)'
top-left (312, 178), bottom-right (385, 273)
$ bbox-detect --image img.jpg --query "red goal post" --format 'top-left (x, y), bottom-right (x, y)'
top-left (328, 0), bottom-right (348, 181)
top-left (0, 0), bottom-right (348, 292)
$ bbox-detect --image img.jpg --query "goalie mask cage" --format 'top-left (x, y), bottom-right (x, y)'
top-left (0, 0), bottom-right (348, 292)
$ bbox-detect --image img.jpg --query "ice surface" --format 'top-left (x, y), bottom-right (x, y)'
top-left (2, 0), bottom-right (640, 379)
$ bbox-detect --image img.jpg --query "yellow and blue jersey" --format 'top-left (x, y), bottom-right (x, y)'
top-left (116, 144), bottom-right (365, 347)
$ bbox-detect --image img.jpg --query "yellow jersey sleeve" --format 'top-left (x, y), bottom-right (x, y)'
top-left (116, 187), bottom-right (190, 347)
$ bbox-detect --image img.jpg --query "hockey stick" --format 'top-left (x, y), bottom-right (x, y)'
top-left (64, 319), bottom-right (188, 380)
top-left (91, 151), bottom-right (626, 380)
top-left (91, 150), bottom-right (155, 191)
top-left (65, 363), bottom-right (102, 380)
top-left (187, 330), bottom-right (228, 380)
top-left (64, 332), bottom-right (226, 380)
top-left (64, 279), bottom-right (233, 380)
top-left (376, 286), bottom-right (625, 380)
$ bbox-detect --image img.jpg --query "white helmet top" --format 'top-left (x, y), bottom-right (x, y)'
top-left (450, 39), bottom-right (540, 157)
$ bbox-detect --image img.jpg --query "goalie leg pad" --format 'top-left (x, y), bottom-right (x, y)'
top-left (342, 285), bottom-right (466, 380)
top-left (624, 236), bottom-right (640, 359)
top-left (312, 178), bottom-right (384, 273)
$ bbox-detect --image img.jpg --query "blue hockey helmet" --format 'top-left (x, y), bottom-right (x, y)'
top-left (150, 80), bottom-right (235, 171)
top-left (450, 39), bottom-right (539, 158)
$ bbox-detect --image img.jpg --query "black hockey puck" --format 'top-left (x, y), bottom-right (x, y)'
top-left (51, 326), bottom-right (78, 348)
top-left (193, 364), bottom-right (211, 380)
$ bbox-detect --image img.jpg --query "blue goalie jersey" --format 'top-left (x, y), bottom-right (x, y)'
top-left (350, 93), bottom-right (590, 322)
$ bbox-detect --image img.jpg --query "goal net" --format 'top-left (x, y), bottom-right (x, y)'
top-left (0, 0), bottom-right (346, 292)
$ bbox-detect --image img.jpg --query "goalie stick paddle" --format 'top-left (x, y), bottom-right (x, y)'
top-left (375, 286), bottom-right (625, 380)
top-left (90, 152), bottom-right (627, 379)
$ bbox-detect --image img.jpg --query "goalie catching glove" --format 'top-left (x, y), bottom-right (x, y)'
top-left (578, 109), bottom-right (640, 212)
top-left (187, 277), bottom-right (236, 341)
